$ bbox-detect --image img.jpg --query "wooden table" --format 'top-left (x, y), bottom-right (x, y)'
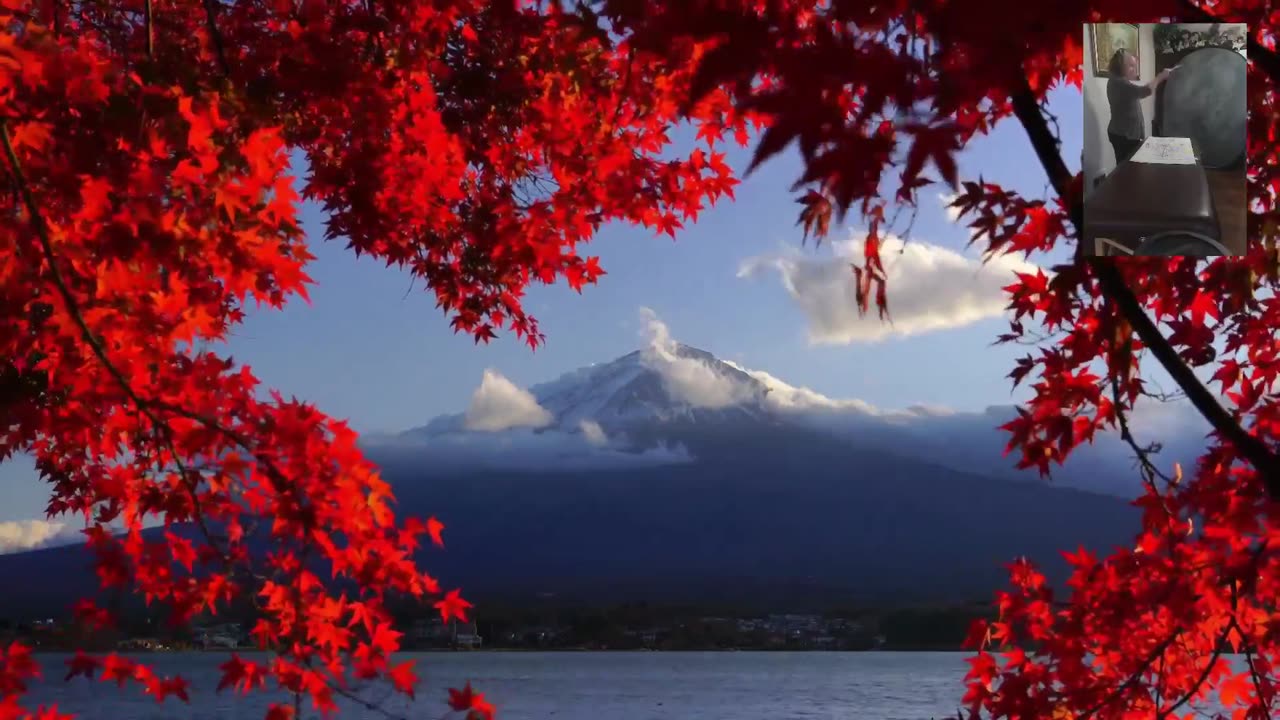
top-left (1084, 137), bottom-right (1223, 256)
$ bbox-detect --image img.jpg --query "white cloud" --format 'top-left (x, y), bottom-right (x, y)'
top-left (721, 360), bottom-right (880, 415)
top-left (0, 519), bottom-right (83, 555)
top-left (737, 231), bottom-right (1039, 344)
top-left (579, 419), bottom-right (608, 446)
top-left (638, 307), bottom-right (755, 408)
top-left (939, 192), bottom-right (963, 222)
top-left (938, 193), bottom-right (985, 243)
top-left (366, 428), bottom-right (692, 473)
top-left (463, 369), bottom-right (554, 432)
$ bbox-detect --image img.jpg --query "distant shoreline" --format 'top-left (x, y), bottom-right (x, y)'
top-left (7, 602), bottom-right (994, 656)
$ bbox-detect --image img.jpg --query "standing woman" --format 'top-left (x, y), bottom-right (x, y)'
top-left (1107, 48), bottom-right (1174, 164)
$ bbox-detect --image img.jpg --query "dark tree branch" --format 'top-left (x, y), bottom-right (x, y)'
top-left (145, 0), bottom-right (154, 59)
top-left (1110, 361), bottom-right (1179, 504)
top-left (0, 121), bottom-right (243, 566)
top-left (1156, 625), bottom-right (1229, 718)
top-left (1007, 79), bottom-right (1280, 500)
top-left (202, 0), bottom-right (231, 77)
top-left (1079, 628), bottom-right (1181, 718)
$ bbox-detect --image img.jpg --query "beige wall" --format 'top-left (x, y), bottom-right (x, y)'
top-left (1082, 23), bottom-right (1156, 195)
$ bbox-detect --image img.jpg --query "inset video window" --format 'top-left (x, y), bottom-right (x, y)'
top-left (1081, 23), bottom-right (1247, 257)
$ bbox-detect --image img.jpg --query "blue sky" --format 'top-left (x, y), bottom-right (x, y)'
top-left (0, 84), bottom-right (1085, 528)
top-left (232, 84), bottom-right (1083, 434)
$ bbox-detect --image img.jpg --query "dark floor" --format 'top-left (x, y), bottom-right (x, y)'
top-left (1206, 169), bottom-right (1247, 255)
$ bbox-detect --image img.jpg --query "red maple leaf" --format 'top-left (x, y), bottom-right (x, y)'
top-left (216, 655), bottom-right (265, 694)
top-left (368, 621), bottom-right (402, 657)
top-left (387, 660), bottom-right (418, 699)
top-left (448, 682), bottom-right (495, 720)
top-left (427, 516), bottom-right (446, 548)
top-left (63, 653), bottom-right (101, 682)
top-left (434, 589), bottom-right (474, 624)
top-left (100, 655), bottom-right (135, 688)
top-left (1219, 671), bottom-right (1253, 707)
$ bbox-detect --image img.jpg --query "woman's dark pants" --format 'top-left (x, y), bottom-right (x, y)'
top-left (1108, 132), bottom-right (1143, 165)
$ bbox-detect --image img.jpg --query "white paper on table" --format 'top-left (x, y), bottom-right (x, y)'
top-left (1129, 136), bottom-right (1197, 165)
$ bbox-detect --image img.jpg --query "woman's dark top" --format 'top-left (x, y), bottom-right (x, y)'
top-left (1107, 77), bottom-right (1152, 140)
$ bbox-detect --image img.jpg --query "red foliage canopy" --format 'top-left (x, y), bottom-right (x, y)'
top-left (3, 0), bottom-right (1280, 718)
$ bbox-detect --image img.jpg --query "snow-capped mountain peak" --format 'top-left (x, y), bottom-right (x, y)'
top-left (396, 342), bottom-right (786, 445)
top-left (526, 342), bottom-right (772, 431)
top-left (374, 327), bottom-right (1205, 498)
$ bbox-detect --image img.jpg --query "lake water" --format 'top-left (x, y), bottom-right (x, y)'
top-left (21, 651), bottom-right (972, 720)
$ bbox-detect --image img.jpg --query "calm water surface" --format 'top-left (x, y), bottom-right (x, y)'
top-left (23, 651), bottom-right (971, 720)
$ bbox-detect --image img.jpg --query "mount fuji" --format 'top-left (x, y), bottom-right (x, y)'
top-left (367, 340), bottom-right (956, 481)
top-left (0, 330), bottom-right (1207, 614)
top-left (368, 329), bottom-right (1204, 498)
top-left (350, 332), bottom-right (1205, 606)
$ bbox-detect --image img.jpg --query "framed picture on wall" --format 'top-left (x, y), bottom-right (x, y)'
top-left (1090, 23), bottom-right (1141, 78)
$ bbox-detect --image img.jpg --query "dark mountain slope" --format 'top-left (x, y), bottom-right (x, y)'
top-left (374, 424), bottom-right (1139, 606)
top-left (0, 345), bottom-right (1148, 618)
top-left (0, 425), bottom-right (1137, 617)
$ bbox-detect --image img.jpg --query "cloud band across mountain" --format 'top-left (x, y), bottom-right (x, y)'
top-left (737, 233), bottom-right (1040, 344)
top-left (0, 518), bottom-right (84, 555)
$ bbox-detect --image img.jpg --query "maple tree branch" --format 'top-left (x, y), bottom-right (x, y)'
top-left (150, 399), bottom-right (296, 493)
top-left (1079, 629), bottom-right (1181, 717)
top-left (202, 0), bottom-right (231, 77)
top-left (1110, 366), bottom-right (1180, 518)
top-left (326, 681), bottom-right (412, 720)
top-left (325, 674), bottom-right (458, 720)
top-left (144, 397), bottom-right (373, 625)
top-left (1108, 344), bottom-right (1168, 485)
top-left (1, 120), bottom-right (238, 570)
top-left (144, 0), bottom-right (153, 59)
top-left (1154, 618), bottom-right (1234, 718)
top-left (1007, 81), bottom-right (1280, 500)
top-left (1153, 651), bottom-right (1168, 713)
top-left (608, 43), bottom-right (636, 136)
top-left (1224, 570), bottom-right (1271, 714)
top-left (1155, 609), bottom-right (1236, 718)
top-left (1238, 622), bottom-right (1271, 716)
top-left (290, 544), bottom-right (314, 718)
top-left (3, 123), bottom-right (160, 448)
top-left (1095, 275), bottom-right (1280, 494)
top-left (1152, 549), bottom-right (1270, 716)
top-left (1071, 562), bottom-right (1213, 719)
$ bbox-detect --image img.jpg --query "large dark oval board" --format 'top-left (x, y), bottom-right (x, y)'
top-left (1159, 46), bottom-right (1247, 169)
top-left (1135, 232), bottom-right (1229, 256)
